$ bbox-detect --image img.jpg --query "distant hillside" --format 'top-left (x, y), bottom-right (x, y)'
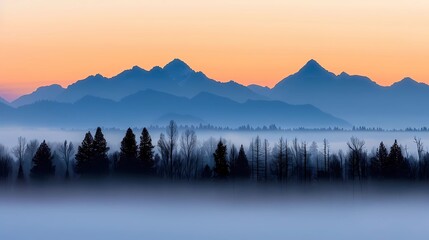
top-left (0, 97), bottom-right (9, 106)
top-left (11, 84), bottom-right (65, 107)
top-left (0, 90), bottom-right (348, 128)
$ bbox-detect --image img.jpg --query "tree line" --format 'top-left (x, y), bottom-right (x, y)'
top-left (1, 120), bottom-right (429, 184)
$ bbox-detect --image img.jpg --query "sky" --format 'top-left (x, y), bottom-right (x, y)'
top-left (1, 0), bottom-right (428, 101)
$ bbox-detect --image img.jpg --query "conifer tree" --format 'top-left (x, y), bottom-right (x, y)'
top-left (139, 128), bottom-right (155, 176)
top-left (372, 141), bottom-right (387, 179)
top-left (231, 145), bottom-right (251, 179)
top-left (30, 141), bottom-right (55, 180)
top-left (92, 127), bottom-right (110, 176)
top-left (75, 131), bottom-right (94, 176)
top-left (213, 140), bottom-right (229, 179)
top-left (387, 140), bottom-right (408, 179)
top-left (117, 128), bottom-right (139, 175)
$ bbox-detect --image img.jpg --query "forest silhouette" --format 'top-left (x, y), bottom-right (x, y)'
top-left (1, 120), bottom-right (429, 185)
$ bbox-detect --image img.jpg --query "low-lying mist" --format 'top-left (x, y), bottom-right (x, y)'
top-left (1, 183), bottom-right (429, 240)
top-left (1, 127), bottom-right (428, 155)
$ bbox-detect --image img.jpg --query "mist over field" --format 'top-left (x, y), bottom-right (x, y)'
top-left (1, 184), bottom-right (429, 240)
top-left (2, 0), bottom-right (429, 239)
top-left (1, 127), bottom-right (428, 156)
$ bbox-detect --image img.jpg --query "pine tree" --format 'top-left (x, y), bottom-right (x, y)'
top-left (231, 145), bottom-right (250, 179)
top-left (30, 141), bottom-right (55, 180)
top-left (117, 128), bottom-right (139, 175)
top-left (75, 131), bottom-right (94, 176)
top-left (213, 140), bottom-right (229, 179)
top-left (139, 128), bottom-right (155, 176)
top-left (387, 140), bottom-right (408, 179)
top-left (372, 141), bottom-right (387, 179)
top-left (92, 127), bottom-right (110, 176)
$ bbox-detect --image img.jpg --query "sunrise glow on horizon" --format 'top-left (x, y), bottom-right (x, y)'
top-left (1, 0), bottom-right (428, 101)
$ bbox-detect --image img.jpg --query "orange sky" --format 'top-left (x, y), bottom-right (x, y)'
top-left (1, 0), bottom-right (428, 101)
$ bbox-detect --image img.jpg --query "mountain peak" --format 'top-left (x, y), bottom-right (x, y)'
top-left (298, 59), bottom-right (327, 74)
top-left (163, 58), bottom-right (192, 72)
top-left (89, 73), bottom-right (105, 79)
top-left (401, 77), bottom-right (416, 83)
top-left (338, 71), bottom-right (350, 77)
top-left (391, 77), bottom-right (419, 87)
top-left (35, 84), bottom-right (64, 92)
top-left (131, 65), bottom-right (143, 71)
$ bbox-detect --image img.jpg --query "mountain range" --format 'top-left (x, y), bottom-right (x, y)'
top-left (0, 89), bottom-right (346, 128)
top-left (270, 60), bottom-right (429, 128)
top-left (1, 58), bottom-right (428, 128)
top-left (11, 59), bottom-right (265, 107)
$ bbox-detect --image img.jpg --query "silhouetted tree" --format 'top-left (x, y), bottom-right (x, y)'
top-left (253, 136), bottom-right (262, 181)
top-left (347, 137), bottom-right (366, 181)
top-left (92, 127), bottom-right (110, 176)
top-left (229, 144), bottom-right (238, 172)
top-left (329, 154), bottom-right (343, 181)
top-left (157, 133), bottom-right (170, 178)
top-left (231, 145), bottom-right (250, 179)
top-left (386, 140), bottom-right (408, 179)
top-left (13, 137), bottom-right (26, 182)
top-left (414, 137), bottom-right (424, 162)
top-left (302, 141), bottom-right (308, 182)
top-left (213, 140), bottom-right (229, 179)
top-left (180, 129), bottom-right (198, 180)
top-left (323, 139), bottom-right (329, 173)
top-left (0, 145), bottom-right (13, 181)
top-left (371, 142), bottom-right (387, 179)
top-left (272, 137), bottom-right (288, 182)
top-left (116, 128), bottom-right (139, 175)
top-left (30, 141), bottom-right (55, 180)
top-left (139, 128), bottom-right (155, 176)
top-left (58, 140), bottom-right (74, 179)
top-left (263, 139), bottom-right (269, 181)
top-left (167, 120), bottom-right (178, 179)
top-left (24, 140), bottom-right (39, 178)
top-left (75, 131), bottom-right (94, 176)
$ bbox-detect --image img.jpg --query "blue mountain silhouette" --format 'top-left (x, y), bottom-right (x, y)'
top-left (268, 59), bottom-right (429, 128)
top-left (11, 84), bottom-right (65, 107)
top-left (0, 96), bottom-right (9, 106)
top-left (12, 59), bottom-right (266, 106)
top-left (4, 58), bottom-right (429, 128)
top-left (0, 89), bottom-right (348, 128)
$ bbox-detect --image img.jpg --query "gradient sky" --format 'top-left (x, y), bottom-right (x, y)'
top-left (1, 0), bottom-right (428, 101)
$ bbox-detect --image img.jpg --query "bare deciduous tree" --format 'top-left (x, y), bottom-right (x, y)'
top-left (180, 129), bottom-right (197, 180)
top-left (58, 140), bottom-right (75, 179)
top-left (13, 137), bottom-right (26, 181)
top-left (347, 137), bottom-right (366, 181)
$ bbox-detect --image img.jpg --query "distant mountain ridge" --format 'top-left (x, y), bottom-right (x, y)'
top-left (0, 89), bottom-right (348, 128)
top-left (269, 60), bottom-right (429, 128)
top-left (12, 84), bottom-right (65, 107)
top-left (3, 58), bottom-right (429, 128)
top-left (11, 59), bottom-right (265, 107)
top-left (0, 96), bottom-right (9, 105)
